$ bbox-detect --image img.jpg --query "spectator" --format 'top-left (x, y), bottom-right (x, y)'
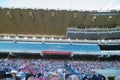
top-left (97, 74), bottom-right (106, 80)
top-left (49, 73), bottom-right (60, 80)
top-left (89, 71), bottom-right (98, 80)
top-left (26, 73), bottom-right (35, 80)
top-left (72, 75), bottom-right (79, 80)
top-left (65, 74), bottom-right (71, 80)
top-left (10, 70), bottom-right (21, 80)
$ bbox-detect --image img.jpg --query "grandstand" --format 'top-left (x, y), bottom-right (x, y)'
top-left (0, 8), bottom-right (120, 35)
top-left (0, 8), bottom-right (120, 80)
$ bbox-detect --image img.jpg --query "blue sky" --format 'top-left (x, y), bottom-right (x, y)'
top-left (0, 0), bottom-right (120, 10)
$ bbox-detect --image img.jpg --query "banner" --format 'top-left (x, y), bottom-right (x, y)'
top-left (42, 51), bottom-right (72, 55)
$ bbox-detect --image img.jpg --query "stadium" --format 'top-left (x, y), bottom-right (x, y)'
top-left (0, 0), bottom-right (120, 80)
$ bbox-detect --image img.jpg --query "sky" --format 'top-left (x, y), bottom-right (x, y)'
top-left (0, 0), bottom-right (120, 11)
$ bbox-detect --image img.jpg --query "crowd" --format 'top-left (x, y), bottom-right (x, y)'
top-left (68, 61), bottom-right (120, 75)
top-left (0, 59), bottom-right (120, 80)
top-left (68, 61), bottom-right (120, 80)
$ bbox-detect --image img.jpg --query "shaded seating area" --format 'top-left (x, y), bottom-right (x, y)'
top-left (0, 41), bottom-right (100, 54)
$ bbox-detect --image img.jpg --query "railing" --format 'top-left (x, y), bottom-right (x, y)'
top-left (90, 13), bottom-right (119, 16)
top-left (67, 27), bottom-right (120, 33)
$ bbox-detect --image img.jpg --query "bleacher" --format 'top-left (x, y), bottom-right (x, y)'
top-left (0, 41), bottom-right (100, 53)
top-left (67, 27), bottom-right (120, 40)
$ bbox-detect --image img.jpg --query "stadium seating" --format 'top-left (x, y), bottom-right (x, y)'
top-left (0, 41), bottom-right (100, 53)
top-left (0, 8), bottom-right (120, 80)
